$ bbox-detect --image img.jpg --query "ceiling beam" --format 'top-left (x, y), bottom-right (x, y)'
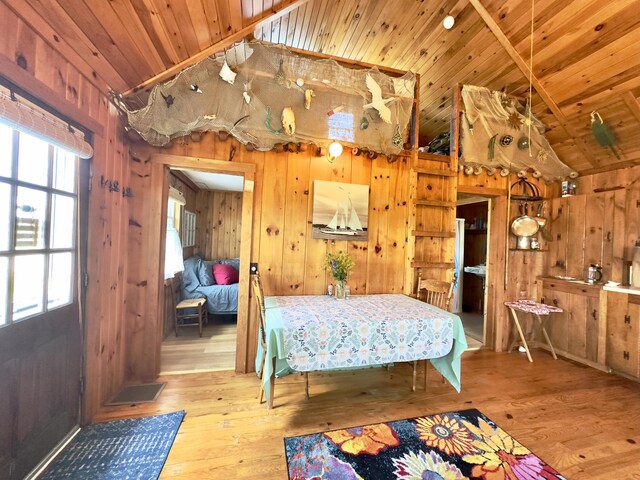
top-left (171, 170), bottom-right (200, 193)
top-left (623, 91), bottom-right (640, 125)
top-left (121, 0), bottom-right (312, 97)
top-left (468, 0), bottom-right (599, 169)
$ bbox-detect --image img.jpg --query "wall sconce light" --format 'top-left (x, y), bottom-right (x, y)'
top-left (443, 15), bottom-right (455, 29)
top-left (327, 141), bottom-right (343, 163)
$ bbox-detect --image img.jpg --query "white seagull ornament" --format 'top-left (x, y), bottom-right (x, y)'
top-left (363, 74), bottom-right (393, 124)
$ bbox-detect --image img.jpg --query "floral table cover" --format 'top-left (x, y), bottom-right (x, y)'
top-left (258, 294), bottom-right (467, 408)
top-left (275, 294), bottom-right (454, 372)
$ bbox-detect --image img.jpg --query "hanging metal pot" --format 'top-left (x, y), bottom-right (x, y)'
top-left (511, 203), bottom-right (540, 237)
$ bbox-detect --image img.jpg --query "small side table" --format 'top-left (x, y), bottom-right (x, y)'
top-left (504, 299), bottom-right (562, 362)
top-left (175, 298), bottom-right (208, 337)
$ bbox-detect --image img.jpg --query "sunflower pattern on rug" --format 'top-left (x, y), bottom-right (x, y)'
top-left (284, 408), bottom-right (565, 480)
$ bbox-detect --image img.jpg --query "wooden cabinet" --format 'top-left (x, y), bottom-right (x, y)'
top-left (606, 292), bottom-right (640, 378)
top-left (539, 278), bottom-right (603, 365)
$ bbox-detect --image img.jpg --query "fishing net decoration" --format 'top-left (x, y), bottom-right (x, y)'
top-left (460, 85), bottom-right (576, 181)
top-left (116, 41), bottom-right (416, 156)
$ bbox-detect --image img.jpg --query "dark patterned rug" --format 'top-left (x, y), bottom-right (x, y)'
top-left (41, 411), bottom-right (185, 479)
top-left (284, 408), bottom-right (565, 479)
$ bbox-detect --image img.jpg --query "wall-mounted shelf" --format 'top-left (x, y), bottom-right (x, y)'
top-left (509, 248), bottom-right (548, 252)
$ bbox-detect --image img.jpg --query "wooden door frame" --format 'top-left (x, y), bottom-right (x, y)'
top-left (457, 184), bottom-right (509, 351)
top-left (152, 154), bottom-right (255, 373)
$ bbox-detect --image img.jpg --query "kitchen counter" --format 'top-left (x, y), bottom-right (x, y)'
top-left (603, 284), bottom-right (640, 296)
top-left (538, 276), bottom-right (601, 298)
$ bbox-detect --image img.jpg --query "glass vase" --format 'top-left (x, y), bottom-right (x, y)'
top-left (335, 281), bottom-right (346, 299)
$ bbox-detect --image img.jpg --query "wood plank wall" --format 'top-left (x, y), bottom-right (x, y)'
top-left (128, 134), bottom-right (411, 374)
top-left (196, 191), bottom-right (243, 261)
top-left (546, 165), bottom-right (640, 283)
top-left (0, 3), bottom-right (130, 422)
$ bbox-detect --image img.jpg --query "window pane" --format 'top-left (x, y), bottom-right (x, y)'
top-left (17, 131), bottom-right (49, 186)
top-left (53, 148), bottom-right (76, 193)
top-left (0, 183), bottom-right (10, 251)
top-left (48, 252), bottom-right (73, 309)
top-left (15, 187), bottom-right (47, 250)
top-left (0, 257), bottom-right (7, 326)
top-left (50, 194), bottom-right (75, 249)
top-left (13, 254), bottom-right (45, 320)
top-left (0, 124), bottom-right (12, 178)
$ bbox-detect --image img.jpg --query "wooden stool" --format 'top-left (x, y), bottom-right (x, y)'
top-left (175, 298), bottom-right (208, 337)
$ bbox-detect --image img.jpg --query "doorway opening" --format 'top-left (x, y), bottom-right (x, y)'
top-left (455, 194), bottom-right (489, 348)
top-left (160, 167), bottom-right (245, 375)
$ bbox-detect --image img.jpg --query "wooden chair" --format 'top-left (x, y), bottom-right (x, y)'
top-left (413, 271), bottom-right (454, 391)
top-left (417, 271), bottom-right (454, 311)
top-left (253, 273), bottom-right (309, 407)
top-left (175, 297), bottom-right (208, 337)
top-left (253, 273), bottom-right (269, 404)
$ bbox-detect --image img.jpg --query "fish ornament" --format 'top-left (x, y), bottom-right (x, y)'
top-left (304, 89), bottom-right (315, 110)
top-left (281, 107), bottom-right (295, 136)
top-left (392, 125), bottom-right (403, 147)
top-left (219, 60), bottom-right (237, 85)
top-left (590, 111), bottom-right (621, 159)
top-left (275, 59), bottom-right (286, 86)
top-left (363, 74), bottom-right (393, 124)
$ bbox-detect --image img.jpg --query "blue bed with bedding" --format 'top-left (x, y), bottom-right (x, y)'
top-left (182, 256), bottom-right (239, 314)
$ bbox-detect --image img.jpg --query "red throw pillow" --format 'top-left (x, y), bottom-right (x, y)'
top-left (213, 263), bottom-right (239, 285)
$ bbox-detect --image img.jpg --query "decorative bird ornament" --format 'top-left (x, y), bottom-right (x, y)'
top-left (363, 74), bottom-right (393, 124)
top-left (219, 60), bottom-right (237, 84)
top-left (160, 91), bottom-right (174, 107)
top-left (590, 111), bottom-right (620, 159)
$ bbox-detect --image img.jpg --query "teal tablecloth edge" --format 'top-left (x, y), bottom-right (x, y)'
top-left (256, 296), bottom-right (467, 407)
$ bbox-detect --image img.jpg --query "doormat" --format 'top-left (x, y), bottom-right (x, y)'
top-left (284, 408), bottom-right (566, 479)
top-left (106, 382), bottom-right (166, 406)
top-left (41, 410), bottom-right (185, 479)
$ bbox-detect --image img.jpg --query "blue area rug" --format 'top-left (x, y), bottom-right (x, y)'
top-left (41, 411), bottom-right (185, 480)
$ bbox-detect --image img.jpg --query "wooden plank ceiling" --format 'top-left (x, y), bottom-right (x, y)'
top-left (5, 0), bottom-right (640, 174)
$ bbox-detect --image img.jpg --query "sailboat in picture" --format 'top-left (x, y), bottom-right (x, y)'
top-left (321, 197), bottom-right (363, 236)
top-left (312, 179), bottom-right (369, 240)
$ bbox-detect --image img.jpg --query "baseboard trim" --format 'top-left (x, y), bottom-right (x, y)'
top-left (25, 425), bottom-right (80, 480)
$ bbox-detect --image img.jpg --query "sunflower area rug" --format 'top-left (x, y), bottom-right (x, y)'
top-left (284, 408), bottom-right (565, 480)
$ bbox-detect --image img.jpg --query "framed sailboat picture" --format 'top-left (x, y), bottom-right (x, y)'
top-left (312, 180), bottom-right (369, 241)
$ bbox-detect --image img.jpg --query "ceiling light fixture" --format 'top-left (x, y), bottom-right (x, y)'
top-left (443, 15), bottom-right (455, 30)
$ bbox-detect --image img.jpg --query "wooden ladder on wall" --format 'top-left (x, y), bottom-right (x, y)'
top-left (405, 86), bottom-right (461, 293)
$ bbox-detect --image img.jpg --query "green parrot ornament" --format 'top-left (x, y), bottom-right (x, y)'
top-left (590, 111), bottom-right (620, 159)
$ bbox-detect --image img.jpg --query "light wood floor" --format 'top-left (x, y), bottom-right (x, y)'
top-left (161, 320), bottom-right (237, 374)
top-left (95, 349), bottom-right (640, 479)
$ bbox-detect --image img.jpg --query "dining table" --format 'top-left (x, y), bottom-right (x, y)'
top-left (256, 293), bottom-right (467, 409)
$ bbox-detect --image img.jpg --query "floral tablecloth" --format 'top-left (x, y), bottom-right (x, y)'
top-left (257, 294), bottom-right (467, 407)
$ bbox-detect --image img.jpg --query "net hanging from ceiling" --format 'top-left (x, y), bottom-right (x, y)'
top-left (116, 42), bottom-right (416, 156)
top-left (460, 85), bottom-right (575, 181)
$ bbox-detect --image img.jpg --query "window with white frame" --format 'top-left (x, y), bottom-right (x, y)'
top-left (0, 123), bottom-right (77, 326)
top-left (182, 210), bottom-right (196, 248)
